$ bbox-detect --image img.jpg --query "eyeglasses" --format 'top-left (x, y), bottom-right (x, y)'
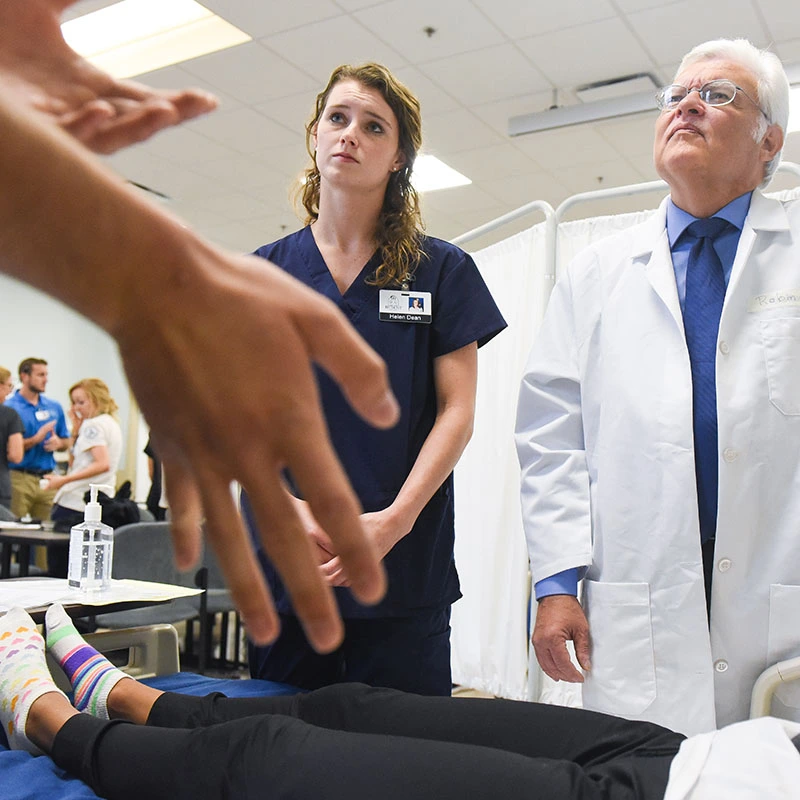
top-left (655, 79), bottom-right (768, 119)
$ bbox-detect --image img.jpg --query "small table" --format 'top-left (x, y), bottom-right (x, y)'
top-left (0, 576), bottom-right (202, 624)
top-left (0, 526), bottom-right (70, 579)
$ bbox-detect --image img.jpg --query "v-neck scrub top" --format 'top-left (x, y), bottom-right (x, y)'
top-left (251, 227), bottom-right (507, 617)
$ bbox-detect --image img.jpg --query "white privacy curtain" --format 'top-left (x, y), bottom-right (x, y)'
top-left (451, 222), bottom-right (550, 700)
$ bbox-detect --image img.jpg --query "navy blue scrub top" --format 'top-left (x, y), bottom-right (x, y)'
top-left (247, 226), bottom-right (507, 617)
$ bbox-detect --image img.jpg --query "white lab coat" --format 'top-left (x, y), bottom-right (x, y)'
top-left (516, 191), bottom-right (800, 736)
top-left (663, 717), bottom-right (800, 799)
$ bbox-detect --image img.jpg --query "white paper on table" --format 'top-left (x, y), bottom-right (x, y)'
top-left (0, 578), bottom-right (202, 613)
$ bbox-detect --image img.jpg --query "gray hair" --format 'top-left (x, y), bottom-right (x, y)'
top-left (676, 39), bottom-right (789, 187)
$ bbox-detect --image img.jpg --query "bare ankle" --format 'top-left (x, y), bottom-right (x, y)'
top-left (26, 692), bottom-right (78, 753)
top-left (107, 678), bottom-right (162, 725)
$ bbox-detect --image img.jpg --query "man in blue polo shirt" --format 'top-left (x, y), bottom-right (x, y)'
top-left (5, 357), bottom-right (70, 520)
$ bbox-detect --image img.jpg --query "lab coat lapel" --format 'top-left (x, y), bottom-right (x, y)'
top-left (725, 190), bottom-right (790, 304)
top-left (631, 199), bottom-right (684, 329)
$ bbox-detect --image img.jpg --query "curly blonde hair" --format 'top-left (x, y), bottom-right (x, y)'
top-left (70, 378), bottom-right (119, 420)
top-left (300, 63), bottom-right (426, 287)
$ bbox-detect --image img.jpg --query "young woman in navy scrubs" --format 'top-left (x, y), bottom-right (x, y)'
top-left (246, 63), bottom-right (506, 696)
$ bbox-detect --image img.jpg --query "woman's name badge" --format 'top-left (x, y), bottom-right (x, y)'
top-left (379, 290), bottom-right (432, 324)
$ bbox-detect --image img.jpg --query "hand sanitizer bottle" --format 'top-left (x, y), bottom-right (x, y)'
top-left (68, 483), bottom-right (115, 592)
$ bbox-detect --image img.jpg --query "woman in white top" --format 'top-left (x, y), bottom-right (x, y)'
top-left (45, 378), bottom-right (122, 526)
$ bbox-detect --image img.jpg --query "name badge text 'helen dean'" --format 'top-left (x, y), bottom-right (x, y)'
top-left (379, 290), bottom-right (432, 324)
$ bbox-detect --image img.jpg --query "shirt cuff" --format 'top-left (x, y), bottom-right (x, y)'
top-left (535, 568), bottom-right (580, 600)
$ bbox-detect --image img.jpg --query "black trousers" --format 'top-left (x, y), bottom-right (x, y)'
top-left (51, 683), bottom-right (683, 800)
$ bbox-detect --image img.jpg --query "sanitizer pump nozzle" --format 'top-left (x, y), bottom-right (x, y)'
top-left (67, 483), bottom-right (115, 592)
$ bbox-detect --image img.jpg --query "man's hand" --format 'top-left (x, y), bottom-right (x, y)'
top-left (0, 0), bottom-right (217, 154)
top-left (117, 249), bottom-right (399, 654)
top-left (33, 420), bottom-right (57, 444)
top-left (532, 594), bottom-right (592, 683)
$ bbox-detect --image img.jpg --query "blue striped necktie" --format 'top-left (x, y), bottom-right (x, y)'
top-left (682, 217), bottom-right (729, 543)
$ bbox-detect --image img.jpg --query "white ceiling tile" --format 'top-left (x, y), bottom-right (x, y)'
top-left (481, 171), bottom-right (571, 208)
top-left (180, 41), bottom-right (319, 105)
top-left (171, 204), bottom-right (235, 232)
top-left (254, 93), bottom-right (319, 142)
top-left (184, 189), bottom-right (275, 221)
top-left (201, 0), bottom-right (343, 38)
top-left (471, 0), bottom-right (616, 40)
top-left (392, 66), bottom-right (462, 117)
top-left (446, 143), bottom-right (542, 184)
top-left (512, 126), bottom-right (623, 169)
top-left (754, 0), bottom-right (800, 43)
top-left (613, 0), bottom-right (682, 11)
top-left (334, 0), bottom-right (392, 10)
top-left (626, 153), bottom-right (663, 182)
top-left (556, 158), bottom-right (647, 195)
top-left (354, 0), bottom-right (505, 63)
top-left (424, 215), bottom-right (469, 243)
top-left (594, 112), bottom-right (660, 158)
top-left (517, 18), bottom-right (655, 89)
top-left (188, 156), bottom-right (287, 194)
top-left (186, 106), bottom-right (300, 153)
top-left (628, 0), bottom-right (770, 66)
top-left (254, 142), bottom-right (312, 179)
top-left (423, 108), bottom-right (505, 155)
top-left (421, 185), bottom-right (507, 215)
top-left (262, 16), bottom-right (407, 83)
top-left (140, 127), bottom-right (240, 165)
top-left (775, 39), bottom-right (800, 65)
top-left (423, 44), bottom-right (551, 106)
top-left (470, 90), bottom-right (564, 137)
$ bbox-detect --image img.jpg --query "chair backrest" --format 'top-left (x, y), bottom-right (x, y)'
top-left (94, 521), bottom-right (199, 628)
top-left (199, 542), bottom-right (234, 614)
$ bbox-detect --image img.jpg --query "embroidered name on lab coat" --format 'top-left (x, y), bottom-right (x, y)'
top-left (748, 289), bottom-right (800, 312)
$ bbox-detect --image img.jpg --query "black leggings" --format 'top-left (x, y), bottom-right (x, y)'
top-left (51, 683), bottom-right (683, 800)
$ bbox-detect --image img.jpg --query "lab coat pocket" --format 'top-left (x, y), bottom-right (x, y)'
top-left (760, 318), bottom-right (800, 415)
top-left (767, 584), bottom-right (800, 708)
top-left (582, 580), bottom-right (656, 716)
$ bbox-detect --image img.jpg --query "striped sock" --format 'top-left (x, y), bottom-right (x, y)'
top-left (0, 607), bottom-right (66, 755)
top-left (45, 603), bottom-right (130, 719)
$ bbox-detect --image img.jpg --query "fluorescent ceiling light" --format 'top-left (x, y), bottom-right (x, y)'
top-left (62, 0), bottom-right (251, 79)
top-left (411, 155), bottom-right (471, 193)
top-left (509, 90), bottom-right (656, 136)
top-left (789, 86), bottom-right (800, 133)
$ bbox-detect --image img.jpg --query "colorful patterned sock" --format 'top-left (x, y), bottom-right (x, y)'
top-left (45, 603), bottom-right (130, 719)
top-left (0, 607), bottom-right (66, 755)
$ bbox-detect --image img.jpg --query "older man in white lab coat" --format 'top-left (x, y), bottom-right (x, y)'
top-left (516, 38), bottom-right (800, 736)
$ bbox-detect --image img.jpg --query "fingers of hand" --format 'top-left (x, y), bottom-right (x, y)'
top-left (168, 88), bottom-right (219, 120)
top-left (573, 628), bottom-right (592, 672)
top-left (196, 473), bottom-right (279, 647)
top-left (295, 300), bottom-right (399, 430)
top-left (161, 456), bottom-right (203, 571)
top-left (81, 101), bottom-right (181, 154)
top-left (246, 475), bottom-right (343, 654)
